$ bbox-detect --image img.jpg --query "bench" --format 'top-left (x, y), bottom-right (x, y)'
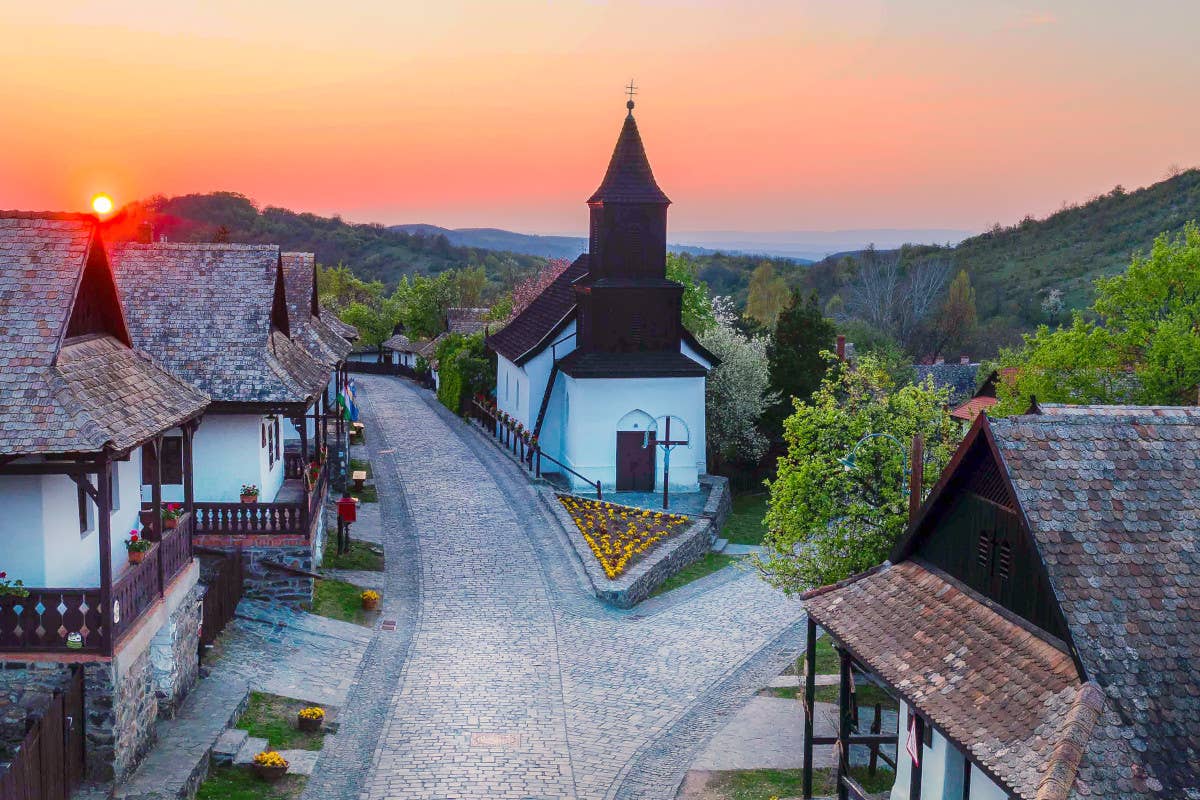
top-left (352, 470), bottom-right (368, 491)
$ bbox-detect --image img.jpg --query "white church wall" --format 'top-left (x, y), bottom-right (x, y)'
top-left (192, 414), bottom-right (284, 503)
top-left (681, 337), bottom-right (713, 370)
top-left (496, 321), bottom-right (576, 434)
top-left (889, 703), bottom-right (980, 800)
top-left (560, 374), bottom-right (706, 492)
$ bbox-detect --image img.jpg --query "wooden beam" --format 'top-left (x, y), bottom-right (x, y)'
top-left (0, 461), bottom-right (99, 476)
top-left (68, 473), bottom-right (99, 504)
top-left (182, 423), bottom-right (196, 519)
top-left (803, 617), bottom-right (817, 799)
top-left (97, 457), bottom-right (114, 657)
top-left (837, 648), bottom-right (852, 800)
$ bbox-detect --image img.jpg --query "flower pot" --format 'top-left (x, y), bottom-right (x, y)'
top-left (128, 550), bottom-right (147, 565)
top-left (240, 495), bottom-right (257, 504)
top-left (254, 763), bottom-right (287, 782)
top-left (297, 714), bottom-right (322, 732)
top-left (362, 596), bottom-right (379, 611)
top-left (163, 517), bottom-right (179, 530)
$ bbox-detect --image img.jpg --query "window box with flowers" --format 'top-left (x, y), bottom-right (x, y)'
top-left (0, 572), bottom-right (28, 599)
top-left (125, 531), bottom-right (153, 565)
top-left (160, 503), bottom-right (184, 529)
top-left (240, 484), bottom-right (259, 504)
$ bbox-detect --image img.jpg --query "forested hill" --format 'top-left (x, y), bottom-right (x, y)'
top-left (802, 168), bottom-right (1200, 327)
top-left (117, 192), bottom-right (546, 287)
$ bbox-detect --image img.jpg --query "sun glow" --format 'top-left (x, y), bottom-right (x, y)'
top-left (91, 194), bottom-right (114, 215)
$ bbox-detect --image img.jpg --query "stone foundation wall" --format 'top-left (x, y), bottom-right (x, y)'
top-left (150, 583), bottom-right (203, 716)
top-left (699, 474), bottom-right (732, 539)
top-left (241, 545), bottom-right (315, 608)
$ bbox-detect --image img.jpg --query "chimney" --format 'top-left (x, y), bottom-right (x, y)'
top-left (960, 355), bottom-right (970, 365)
top-left (934, 357), bottom-right (945, 365)
top-left (908, 434), bottom-right (924, 523)
top-left (136, 221), bottom-right (154, 244)
top-left (836, 335), bottom-right (846, 362)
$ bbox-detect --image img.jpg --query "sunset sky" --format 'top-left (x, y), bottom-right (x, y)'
top-left (2, 1), bottom-right (1198, 235)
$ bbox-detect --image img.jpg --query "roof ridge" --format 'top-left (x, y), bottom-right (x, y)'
top-left (1035, 682), bottom-right (1105, 800)
top-left (0, 210), bottom-right (97, 222)
top-left (116, 242), bottom-right (279, 251)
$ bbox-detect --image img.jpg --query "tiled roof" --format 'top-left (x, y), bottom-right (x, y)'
top-left (322, 310), bottom-right (359, 342)
top-left (914, 363), bottom-right (980, 406)
top-left (487, 256), bottom-right (588, 364)
top-left (587, 110), bottom-right (670, 205)
top-left (445, 307), bottom-right (490, 335)
top-left (111, 242), bottom-right (329, 406)
top-left (991, 407), bottom-right (1200, 798)
top-left (805, 561), bottom-right (1103, 800)
top-left (382, 333), bottom-right (414, 352)
top-left (950, 395), bottom-right (997, 422)
top-left (281, 252), bottom-right (351, 367)
top-left (0, 215), bottom-right (207, 454)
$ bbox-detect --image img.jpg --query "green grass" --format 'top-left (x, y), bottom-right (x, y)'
top-left (322, 536), bottom-right (384, 571)
top-left (196, 765), bottom-right (307, 800)
top-left (722, 492), bottom-right (769, 545)
top-left (706, 766), bottom-right (895, 799)
top-left (307, 579), bottom-right (374, 626)
top-left (348, 458), bottom-right (373, 478)
top-left (650, 553), bottom-right (740, 597)
top-left (235, 691), bottom-right (328, 751)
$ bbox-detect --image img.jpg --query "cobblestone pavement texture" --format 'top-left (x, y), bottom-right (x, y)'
top-left (318, 376), bottom-right (807, 800)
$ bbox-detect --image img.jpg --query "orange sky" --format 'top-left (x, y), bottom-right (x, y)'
top-left (2, 1), bottom-right (1198, 234)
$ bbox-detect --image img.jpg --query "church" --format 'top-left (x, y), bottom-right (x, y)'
top-left (487, 98), bottom-right (714, 494)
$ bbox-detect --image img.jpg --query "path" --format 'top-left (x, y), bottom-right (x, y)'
top-left (314, 375), bottom-right (808, 800)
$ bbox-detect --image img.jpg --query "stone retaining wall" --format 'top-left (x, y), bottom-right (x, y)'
top-left (698, 474), bottom-right (732, 538)
top-left (543, 490), bottom-right (716, 608)
top-left (151, 583), bottom-right (204, 716)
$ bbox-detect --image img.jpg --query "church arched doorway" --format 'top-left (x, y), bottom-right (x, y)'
top-left (615, 410), bottom-right (656, 491)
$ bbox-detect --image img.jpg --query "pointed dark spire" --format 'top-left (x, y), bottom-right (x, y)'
top-left (587, 105), bottom-right (670, 205)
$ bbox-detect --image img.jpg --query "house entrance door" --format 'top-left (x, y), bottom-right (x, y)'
top-left (616, 430), bottom-right (655, 491)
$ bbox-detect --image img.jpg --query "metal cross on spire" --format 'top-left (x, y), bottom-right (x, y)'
top-left (625, 79), bottom-right (637, 112)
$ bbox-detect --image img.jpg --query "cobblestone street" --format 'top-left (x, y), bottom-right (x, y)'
top-left (325, 375), bottom-right (807, 800)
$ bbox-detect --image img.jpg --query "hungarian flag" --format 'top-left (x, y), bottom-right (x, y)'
top-left (339, 376), bottom-right (359, 422)
top-left (906, 714), bottom-right (921, 766)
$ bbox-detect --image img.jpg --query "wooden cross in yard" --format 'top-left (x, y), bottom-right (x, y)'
top-left (645, 416), bottom-right (688, 510)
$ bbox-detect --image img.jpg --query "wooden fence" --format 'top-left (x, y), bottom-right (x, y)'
top-left (197, 547), bottom-right (244, 651)
top-left (0, 667), bottom-right (84, 800)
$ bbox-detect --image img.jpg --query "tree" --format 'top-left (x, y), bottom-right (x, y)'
top-left (745, 262), bottom-right (791, 328)
top-left (929, 270), bottom-right (977, 358)
top-left (994, 223), bottom-right (1200, 413)
top-left (435, 333), bottom-right (494, 415)
top-left (767, 291), bottom-right (836, 428)
top-left (339, 301), bottom-right (400, 350)
top-left (666, 253), bottom-right (716, 334)
top-left (844, 247), bottom-right (950, 349)
top-left (754, 354), bottom-right (957, 593)
top-left (505, 259), bottom-right (570, 321)
top-left (698, 298), bottom-right (778, 468)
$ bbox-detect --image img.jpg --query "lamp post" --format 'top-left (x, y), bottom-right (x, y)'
top-left (838, 432), bottom-right (910, 496)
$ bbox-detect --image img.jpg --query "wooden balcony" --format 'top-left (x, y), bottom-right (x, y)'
top-left (0, 513), bottom-right (195, 655)
top-left (193, 460), bottom-right (328, 539)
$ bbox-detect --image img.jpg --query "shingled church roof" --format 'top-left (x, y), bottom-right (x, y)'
top-left (487, 255), bottom-right (589, 364)
top-left (111, 242), bottom-right (329, 406)
top-left (587, 106), bottom-right (670, 205)
top-left (281, 252), bottom-right (352, 366)
top-left (0, 214), bottom-right (207, 455)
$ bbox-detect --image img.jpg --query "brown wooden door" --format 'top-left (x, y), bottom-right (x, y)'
top-left (616, 431), bottom-right (655, 491)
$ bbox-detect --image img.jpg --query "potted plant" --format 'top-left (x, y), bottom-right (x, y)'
top-left (240, 484), bottom-right (259, 504)
top-left (125, 531), bottom-right (152, 565)
top-left (0, 571), bottom-right (28, 600)
top-left (161, 503), bottom-right (183, 530)
top-left (297, 706), bottom-right (325, 732)
top-left (360, 589), bottom-right (380, 611)
top-left (252, 750), bottom-right (288, 781)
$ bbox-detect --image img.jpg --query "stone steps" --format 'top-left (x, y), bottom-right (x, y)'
top-left (211, 729), bottom-right (248, 766)
top-left (232, 735), bottom-right (270, 765)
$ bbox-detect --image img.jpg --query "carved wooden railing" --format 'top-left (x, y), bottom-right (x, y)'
top-left (0, 589), bottom-right (106, 653)
top-left (110, 545), bottom-right (162, 644)
top-left (194, 502), bottom-right (304, 536)
top-left (159, 513), bottom-right (194, 589)
top-left (284, 451), bottom-right (305, 480)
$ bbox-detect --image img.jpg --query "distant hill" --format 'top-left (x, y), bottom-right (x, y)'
top-left (799, 168), bottom-right (1200, 339)
top-left (118, 192), bottom-right (547, 287)
top-left (671, 228), bottom-right (973, 261)
top-left (389, 223), bottom-right (776, 262)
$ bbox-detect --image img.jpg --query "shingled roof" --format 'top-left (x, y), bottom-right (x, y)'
top-left (487, 255), bottom-right (589, 364)
top-left (914, 362), bottom-right (980, 406)
top-left (990, 405), bottom-right (1200, 798)
top-left (281, 252), bottom-right (352, 367)
top-left (588, 107), bottom-right (670, 205)
top-left (445, 307), bottom-right (489, 335)
top-left (805, 561), bottom-right (1104, 800)
top-left (382, 333), bottom-right (415, 353)
top-left (0, 214), bottom-right (207, 455)
top-left (110, 243), bottom-right (329, 406)
top-left (322, 310), bottom-right (359, 342)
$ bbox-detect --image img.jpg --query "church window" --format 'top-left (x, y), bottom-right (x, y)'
top-left (996, 539), bottom-right (1013, 580)
top-left (976, 529), bottom-right (993, 572)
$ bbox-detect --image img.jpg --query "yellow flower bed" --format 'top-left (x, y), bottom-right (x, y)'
top-left (557, 495), bottom-right (689, 579)
top-left (253, 750), bottom-right (288, 768)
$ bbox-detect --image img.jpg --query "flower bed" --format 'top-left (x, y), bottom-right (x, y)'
top-left (557, 495), bottom-right (689, 579)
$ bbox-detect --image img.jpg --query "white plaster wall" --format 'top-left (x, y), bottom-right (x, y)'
top-left (559, 374), bottom-right (706, 492)
top-left (192, 414), bottom-right (284, 503)
top-left (496, 322), bottom-right (576, 436)
top-left (968, 765), bottom-right (1009, 800)
top-left (889, 703), bottom-right (977, 800)
top-left (0, 475), bottom-right (46, 586)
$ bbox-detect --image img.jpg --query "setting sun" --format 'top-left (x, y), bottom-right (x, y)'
top-left (91, 194), bottom-right (113, 215)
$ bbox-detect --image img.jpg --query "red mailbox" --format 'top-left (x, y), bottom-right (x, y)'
top-left (337, 496), bottom-right (357, 523)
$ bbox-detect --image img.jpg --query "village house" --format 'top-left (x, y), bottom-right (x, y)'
top-left (486, 101), bottom-right (714, 493)
top-left (110, 241), bottom-right (335, 605)
top-left (0, 213), bottom-right (210, 781)
top-left (801, 404), bottom-right (1199, 800)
